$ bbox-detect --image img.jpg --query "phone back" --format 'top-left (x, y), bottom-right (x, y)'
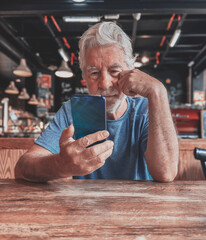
top-left (71, 94), bottom-right (106, 139)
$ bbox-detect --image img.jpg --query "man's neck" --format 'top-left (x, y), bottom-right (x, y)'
top-left (106, 98), bottom-right (128, 120)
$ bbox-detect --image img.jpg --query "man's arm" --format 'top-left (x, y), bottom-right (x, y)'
top-left (118, 69), bottom-right (179, 182)
top-left (15, 125), bottom-right (114, 182)
top-left (144, 83), bottom-right (178, 182)
top-left (15, 144), bottom-right (63, 182)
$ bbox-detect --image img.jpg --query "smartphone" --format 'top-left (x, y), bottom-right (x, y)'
top-left (71, 94), bottom-right (106, 140)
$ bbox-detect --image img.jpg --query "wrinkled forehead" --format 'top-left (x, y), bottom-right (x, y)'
top-left (81, 45), bottom-right (127, 77)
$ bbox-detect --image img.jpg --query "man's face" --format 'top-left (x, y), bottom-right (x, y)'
top-left (83, 45), bottom-right (128, 115)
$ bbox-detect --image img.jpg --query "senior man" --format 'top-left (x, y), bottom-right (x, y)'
top-left (15, 22), bottom-right (178, 182)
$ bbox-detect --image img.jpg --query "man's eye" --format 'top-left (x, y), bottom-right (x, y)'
top-left (91, 72), bottom-right (98, 76)
top-left (110, 70), bottom-right (119, 75)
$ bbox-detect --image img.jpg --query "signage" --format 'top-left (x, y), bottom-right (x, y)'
top-left (193, 91), bottom-right (205, 106)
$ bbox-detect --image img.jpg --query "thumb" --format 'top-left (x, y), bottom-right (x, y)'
top-left (59, 124), bottom-right (75, 145)
top-left (67, 124), bottom-right (75, 138)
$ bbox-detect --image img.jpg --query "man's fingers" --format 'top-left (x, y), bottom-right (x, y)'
top-left (119, 70), bottom-right (130, 79)
top-left (86, 147), bottom-right (114, 174)
top-left (59, 124), bottom-right (75, 145)
top-left (82, 140), bottom-right (114, 160)
top-left (65, 124), bottom-right (75, 138)
top-left (118, 71), bottom-right (130, 90)
top-left (77, 130), bottom-right (110, 149)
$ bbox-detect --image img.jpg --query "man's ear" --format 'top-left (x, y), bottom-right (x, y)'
top-left (80, 79), bottom-right (87, 87)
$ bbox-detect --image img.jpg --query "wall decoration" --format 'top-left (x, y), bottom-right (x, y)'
top-left (36, 73), bottom-right (53, 117)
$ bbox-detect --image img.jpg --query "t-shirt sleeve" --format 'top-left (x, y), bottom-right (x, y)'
top-left (140, 112), bottom-right (149, 152)
top-left (35, 101), bottom-right (73, 154)
top-left (138, 99), bottom-right (152, 180)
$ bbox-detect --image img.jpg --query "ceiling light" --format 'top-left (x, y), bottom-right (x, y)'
top-left (132, 13), bottom-right (141, 21)
top-left (13, 58), bottom-right (32, 77)
top-left (134, 61), bottom-right (143, 68)
top-left (63, 16), bottom-right (101, 23)
top-left (48, 65), bottom-right (58, 71)
top-left (72, 0), bottom-right (86, 2)
top-left (38, 98), bottom-right (46, 107)
top-left (55, 60), bottom-right (74, 78)
top-left (5, 81), bottom-right (19, 95)
top-left (28, 94), bottom-right (39, 105)
top-left (169, 29), bottom-right (181, 48)
top-left (104, 14), bottom-right (120, 20)
top-left (188, 61), bottom-right (194, 67)
top-left (18, 88), bottom-right (30, 100)
top-left (58, 48), bottom-right (69, 62)
top-left (141, 56), bottom-right (149, 64)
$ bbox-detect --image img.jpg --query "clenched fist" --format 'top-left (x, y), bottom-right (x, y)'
top-left (118, 69), bottom-right (164, 98)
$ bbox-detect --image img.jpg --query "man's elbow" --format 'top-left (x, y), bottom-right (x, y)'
top-left (153, 168), bottom-right (178, 183)
top-left (14, 155), bottom-right (25, 180)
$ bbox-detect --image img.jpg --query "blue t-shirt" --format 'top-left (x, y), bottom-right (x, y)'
top-left (35, 96), bottom-right (152, 180)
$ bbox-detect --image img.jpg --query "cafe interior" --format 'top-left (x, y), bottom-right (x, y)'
top-left (0, 0), bottom-right (206, 180)
top-left (0, 1), bottom-right (206, 239)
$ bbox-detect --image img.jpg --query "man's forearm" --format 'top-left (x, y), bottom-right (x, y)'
top-left (145, 85), bottom-right (179, 182)
top-left (15, 152), bottom-right (68, 182)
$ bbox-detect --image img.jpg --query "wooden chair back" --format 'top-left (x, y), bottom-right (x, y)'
top-left (0, 138), bottom-right (34, 179)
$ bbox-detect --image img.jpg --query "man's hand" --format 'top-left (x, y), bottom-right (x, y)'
top-left (118, 69), bottom-right (163, 98)
top-left (58, 124), bottom-right (114, 177)
top-left (118, 69), bottom-right (178, 182)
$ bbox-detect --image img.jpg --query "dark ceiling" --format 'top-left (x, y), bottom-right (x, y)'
top-left (0, 0), bottom-right (206, 76)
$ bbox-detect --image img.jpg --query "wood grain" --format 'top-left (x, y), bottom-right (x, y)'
top-left (179, 138), bottom-right (206, 150)
top-left (0, 138), bottom-right (34, 149)
top-left (0, 179), bottom-right (206, 240)
top-left (176, 139), bottom-right (205, 180)
top-left (0, 138), bottom-right (34, 179)
top-left (0, 149), bottom-right (27, 179)
top-left (0, 138), bottom-right (205, 180)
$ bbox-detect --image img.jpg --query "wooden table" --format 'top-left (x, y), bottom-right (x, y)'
top-left (0, 179), bottom-right (206, 240)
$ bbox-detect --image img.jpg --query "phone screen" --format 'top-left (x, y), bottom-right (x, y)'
top-left (71, 94), bottom-right (106, 140)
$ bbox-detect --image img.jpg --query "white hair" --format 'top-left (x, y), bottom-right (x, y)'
top-left (79, 21), bottom-right (135, 75)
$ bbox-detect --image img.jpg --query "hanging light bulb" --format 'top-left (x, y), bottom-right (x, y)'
top-left (5, 81), bottom-right (19, 94)
top-left (13, 58), bottom-right (32, 77)
top-left (18, 88), bottom-right (30, 100)
top-left (141, 56), bottom-right (149, 64)
top-left (28, 94), bottom-right (39, 105)
top-left (55, 60), bottom-right (74, 78)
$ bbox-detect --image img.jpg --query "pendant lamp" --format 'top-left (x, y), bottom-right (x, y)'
top-left (5, 81), bottom-right (19, 94)
top-left (28, 94), bottom-right (39, 105)
top-left (38, 98), bottom-right (46, 107)
top-left (55, 60), bottom-right (73, 78)
top-left (18, 88), bottom-right (30, 100)
top-left (13, 58), bottom-right (32, 77)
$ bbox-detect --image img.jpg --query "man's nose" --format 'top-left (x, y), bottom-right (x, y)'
top-left (98, 72), bottom-right (113, 90)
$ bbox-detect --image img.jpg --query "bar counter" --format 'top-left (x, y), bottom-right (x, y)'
top-left (0, 179), bottom-right (206, 239)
